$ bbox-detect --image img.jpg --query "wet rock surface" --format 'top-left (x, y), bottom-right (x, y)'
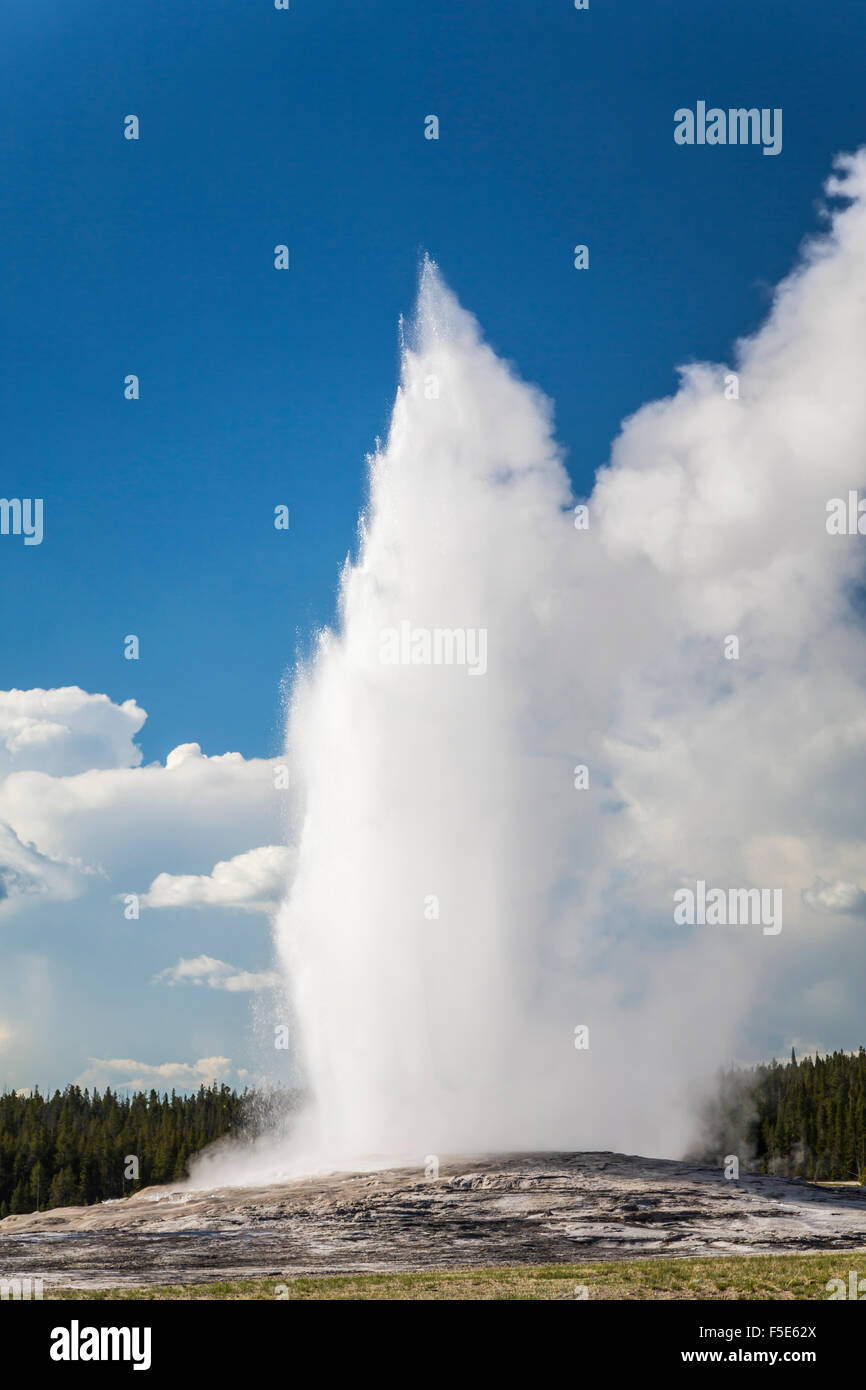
top-left (2, 1151), bottom-right (866, 1290)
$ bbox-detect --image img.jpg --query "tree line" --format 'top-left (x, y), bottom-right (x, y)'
top-left (4, 1051), bottom-right (866, 1217)
top-left (699, 1047), bottom-right (866, 1182)
top-left (0, 1083), bottom-right (252, 1217)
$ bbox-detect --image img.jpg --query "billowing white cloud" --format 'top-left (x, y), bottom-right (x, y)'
top-left (142, 846), bottom-right (294, 913)
top-left (0, 820), bottom-right (92, 912)
top-left (0, 691), bottom-right (290, 1087)
top-left (0, 730), bottom-right (285, 883)
top-left (77, 1055), bottom-right (233, 1091)
top-left (155, 955), bottom-right (280, 991)
top-left (0, 687), bottom-right (145, 777)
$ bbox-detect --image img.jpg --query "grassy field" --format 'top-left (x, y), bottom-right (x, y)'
top-left (48, 1251), bottom-right (866, 1300)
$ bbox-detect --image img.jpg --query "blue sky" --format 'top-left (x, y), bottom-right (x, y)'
top-left (1, 0), bottom-right (865, 1093)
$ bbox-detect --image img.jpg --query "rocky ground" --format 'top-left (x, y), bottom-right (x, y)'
top-left (2, 1151), bottom-right (866, 1290)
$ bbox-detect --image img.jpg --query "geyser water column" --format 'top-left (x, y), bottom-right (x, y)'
top-left (187, 158), bottom-right (866, 1186)
top-left (274, 257), bottom-right (587, 1163)
top-left (270, 255), bottom-right (755, 1172)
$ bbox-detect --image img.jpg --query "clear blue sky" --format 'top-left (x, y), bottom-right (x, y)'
top-left (3, 0), bottom-right (864, 764)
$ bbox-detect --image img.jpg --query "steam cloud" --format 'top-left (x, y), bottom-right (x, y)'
top-left (190, 151), bottom-right (866, 1185)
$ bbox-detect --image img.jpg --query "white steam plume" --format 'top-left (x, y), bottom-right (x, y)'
top-left (190, 151), bottom-right (866, 1186)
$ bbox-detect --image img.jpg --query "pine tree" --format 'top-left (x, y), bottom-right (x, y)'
top-left (0, 1082), bottom-right (279, 1215)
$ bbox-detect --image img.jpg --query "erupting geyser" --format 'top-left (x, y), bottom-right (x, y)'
top-left (191, 156), bottom-right (866, 1183)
